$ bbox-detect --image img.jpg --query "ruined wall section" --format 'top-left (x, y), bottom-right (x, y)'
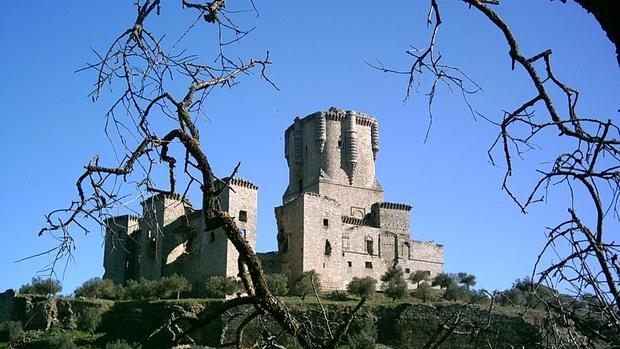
top-left (408, 241), bottom-right (444, 279)
top-left (341, 223), bottom-right (392, 289)
top-left (222, 178), bottom-right (258, 277)
top-left (275, 196), bottom-right (304, 280)
top-left (103, 215), bottom-right (140, 284)
top-left (300, 193), bottom-right (343, 291)
top-left (372, 202), bottom-right (412, 237)
top-left (138, 193), bottom-right (187, 280)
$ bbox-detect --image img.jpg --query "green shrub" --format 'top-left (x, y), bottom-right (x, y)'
top-left (443, 284), bottom-right (470, 302)
top-left (409, 270), bottom-right (430, 287)
top-left (347, 277), bottom-right (377, 300)
top-left (457, 272), bottom-right (476, 290)
top-left (380, 265), bottom-right (407, 301)
top-left (290, 270), bottom-right (321, 301)
top-left (74, 277), bottom-right (124, 300)
top-left (126, 278), bottom-right (160, 300)
top-left (411, 282), bottom-right (437, 303)
top-left (431, 273), bottom-right (455, 290)
top-left (19, 276), bottom-right (62, 296)
top-left (325, 290), bottom-right (351, 301)
top-left (204, 276), bottom-right (241, 298)
top-left (48, 333), bottom-right (78, 349)
top-left (105, 339), bottom-right (133, 349)
top-left (0, 320), bottom-right (24, 342)
top-left (77, 307), bottom-right (102, 334)
top-left (159, 274), bottom-right (192, 299)
top-left (347, 316), bottom-right (377, 349)
top-left (266, 273), bottom-right (289, 296)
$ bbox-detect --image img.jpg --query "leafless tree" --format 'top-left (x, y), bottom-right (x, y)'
top-left (36, 1), bottom-right (363, 347)
top-left (389, 0), bottom-right (619, 347)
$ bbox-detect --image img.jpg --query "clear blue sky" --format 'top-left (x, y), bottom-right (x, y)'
top-left (0, 1), bottom-right (617, 295)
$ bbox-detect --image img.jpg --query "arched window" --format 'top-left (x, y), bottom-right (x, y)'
top-left (365, 236), bottom-right (374, 255)
top-left (324, 240), bottom-right (332, 256)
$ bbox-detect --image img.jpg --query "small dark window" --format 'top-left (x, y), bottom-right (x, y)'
top-left (323, 218), bottom-right (329, 227)
top-left (324, 240), bottom-right (332, 256)
top-left (323, 263), bottom-right (326, 268)
top-left (365, 262), bottom-right (373, 269)
top-left (365, 237), bottom-right (374, 255)
top-left (347, 261), bottom-right (352, 267)
top-left (337, 136), bottom-right (342, 147)
top-left (405, 268), bottom-right (411, 273)
top-left (239, 210), bottom-right (248, 222)
top-left (210, 231), bottom-right (215, 242)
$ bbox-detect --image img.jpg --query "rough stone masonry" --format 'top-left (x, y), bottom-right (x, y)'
top-left (102, 108), bottom-right (444, 291)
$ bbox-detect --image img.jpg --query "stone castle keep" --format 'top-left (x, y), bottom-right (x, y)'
top-left (103, 108), bottom-right (444, 291)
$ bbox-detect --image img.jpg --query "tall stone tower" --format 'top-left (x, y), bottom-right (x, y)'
top-left (282, 107), bottom-right (384, 215)
top-left (276, 108), bottom-right (386, 290)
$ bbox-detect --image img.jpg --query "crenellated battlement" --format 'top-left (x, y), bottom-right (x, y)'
top-left (377, 202), bottom-right (413, 211)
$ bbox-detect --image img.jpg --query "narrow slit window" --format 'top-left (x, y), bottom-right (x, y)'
top-left (210, 231), bottom-right (215, 242)
top-left (347, 261), bottom-right (352, 268)
top-left (365, 237), bottom-right (374, 255)
top-left (323, 218), bottom-right (329, 227)
top-left (324, 240), bottom-right (332, 256)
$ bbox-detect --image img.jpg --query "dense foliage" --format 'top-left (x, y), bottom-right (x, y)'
top-left (290, 270), bottom-right (321, 301)
top-left (380, 266), bottom-right (407, 301)
top-left (346, 277), bottom-right (377, 300)
top-left (204, 276), bottom-right (242, 298)
top-left (19, 277), bottom-right (62, 296)
top-left (265, 273), bottom-right (289, 296)
top-left (74, 278), bottom-right (124, 300)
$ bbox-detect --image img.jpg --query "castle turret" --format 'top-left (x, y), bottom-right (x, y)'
top-left (103, 215), bottom-right (140, 284)
top-left (282, 107), bottom-right (383, 215)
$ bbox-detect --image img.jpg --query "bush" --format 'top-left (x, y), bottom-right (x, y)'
top-left (266, 273), bottom-right (289, 296)
top-left (204, 276), bottom-right (241, 298)
top-left (347, 277), bottom-right (377, 300)
top-left (325, 290), bottom-right (351, 301)
top-left (457, 272), bottom-right (476, 290)
top-left (105, 339), bottom-right (133, 349)
top-left (126, 278), bottom-right (160, 300)
top-left (443, 284), bottom-right (470, 302)
top-left (411, 282), bottom-right (437, 303)
top-left (380, 265), bottom-right (407, 301)
top-left (77, 307), bottom-right (102, 334)
top-left (290, 270), bottom-right (321, 301)
top-left (347, 316), bottom-right (377, 349)
top-left (159, 274), bottom-right (192, 299)
top-left (431, 273), bottom-right (455, 290)
top-left (19, 276), bottom-right (62, 296)
top-left (74, 277), bottom-right (124, 300)
top-left (0, 320), bottom-right (24, 342)
top-left (409, 270), bottom-right (430, 287)
top-left (48, 334), bottom-right (78, 349)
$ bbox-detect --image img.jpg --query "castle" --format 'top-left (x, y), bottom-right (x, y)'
top-left (102, 108), bottom-right (444, 291)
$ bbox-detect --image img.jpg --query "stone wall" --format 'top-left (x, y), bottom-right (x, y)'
top-left (102, 215), bottom-right (140, 284)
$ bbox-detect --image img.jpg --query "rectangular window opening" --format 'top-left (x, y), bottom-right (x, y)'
top-left (347, 261), bottom-right (352, 268)
top-left (323, 218), bottom-right (329, 227)
top-left (365, 262), bottom-right (373, 269)
top-left (239, 210), bottom-right (248, 222)
top-left (405, 268), bottom-right (411, 273)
